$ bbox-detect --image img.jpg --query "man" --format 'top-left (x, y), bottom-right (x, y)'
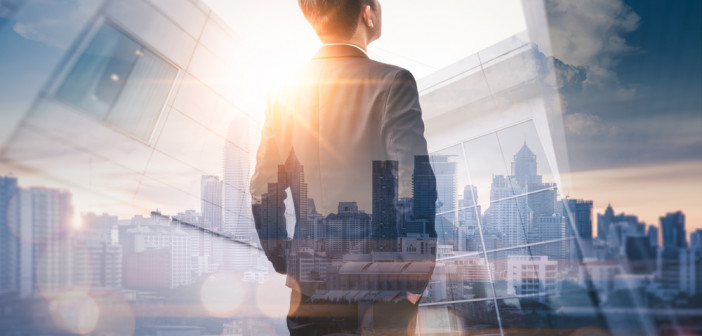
top-left (250, 0), bottom-right (436, 334)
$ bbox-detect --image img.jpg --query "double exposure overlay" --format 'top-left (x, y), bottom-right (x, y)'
top-left (0, 0), bottom-right (700, 335)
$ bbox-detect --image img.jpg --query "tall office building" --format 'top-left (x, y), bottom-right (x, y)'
top-left (624, 235), bottom-right (656, 274)
top-left (122, 224), bottom-right (191, 289)
top-left (457, 185), bottom-right (480, 251)
top-left (431, 156), bottom-right (457, 216)
top-left (223, 125), bottom-right (256, 271)
top-left (597, 204), bottom-right (615, 240)
top-left (563, 199), bottom-right (593, 240)
top-left (372, 160), bottom-right (399, 252)
top-left (74, 213), bottom-right (122, 289)
top-left (648, 225), bottom-right (660, 248)
top-left (201, 175), bottom-right (223, 231)
top-left (597, 204), bottom-right (644, 241)
top-left (412, 155), bottom-right (437, 237)
top-left (325, 202), bottom-right (371, 253)
top-left (0, 176), bottom-right (19, 294)
top-left (223, 124), bottom-right (253, 239)
top-left (661, 211), bottom-right (686, 250)
top-left (258, 149), bottom-right (310, 273)
top-left (512, 142), bottom-right (542, 187)
top-left (691, 229), bottom-right (702, 253)
top-left (282, 149), bottom-right (309, 230)
top-left (533, 214), bottom-right (565, 261)
top-left (431, 155), bottom-right (458, 248)
top-left (563, 199), bottom-right (593, 259)
top-left (13, 187), bottom-right (74, 298)
top-left (487, 175), bottom-right (528, 249)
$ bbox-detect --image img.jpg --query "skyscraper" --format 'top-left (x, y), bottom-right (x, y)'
top-left (431, 155), bottom-right (458, 248)
top-left (201, 175), bottom-right (223, 231)
top-left (372, 160), bottom-right (399, 252)
top-left (282, 148), bottom-right (309, 232)
top-left (412, 155), bottom-right (437, 237)
top-left (512, 142), bottom-right (542, 187)
top-left (648, 225), bottom-right (659, 248)
top-left (597, 204), bottom-right (615, 240)
top-left (661, 211), bottom-right (686, 250)
top-left (563, 199), bottom-right (593, 240)
top-left (458, 185), bottom-right (480, 251)
top-left (597, 204), bottom-right (644, 241)
top-left (325, 202), bottom-right (370, 253)
top-left (691, 229), bottom-right (702, 253)
top-left (223, 125), bottom-right (256, 271)
top-left (13, 187), bottom-right (74, 298)
top-left (223, 123), bottom-right (253, 239)
top-left (0, 176), bottom-right (19, 294)
top-left (487, 175), bottom-right (528, 249)
top-left (563, 199), bottom-right (593, 259)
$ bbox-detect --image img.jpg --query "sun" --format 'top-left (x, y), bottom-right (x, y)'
top-left (236, 40), bottom-right (319, 117)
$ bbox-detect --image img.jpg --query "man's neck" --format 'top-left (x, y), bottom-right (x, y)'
top-left (319, 33), bottom-right (370, 51)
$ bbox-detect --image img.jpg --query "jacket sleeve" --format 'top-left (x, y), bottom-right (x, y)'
top-left (381, 69), bottom-right (437, 235)
top-left (250, 98), bottom-right (289, 274)
top-left (381, 69), bottom-right (438, 297)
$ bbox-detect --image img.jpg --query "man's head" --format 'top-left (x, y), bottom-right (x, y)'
top-left (298, 0), bottom-right (382, 44)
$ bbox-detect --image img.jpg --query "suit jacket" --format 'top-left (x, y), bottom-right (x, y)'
top-left (250, 44), bottom-right (436, 298)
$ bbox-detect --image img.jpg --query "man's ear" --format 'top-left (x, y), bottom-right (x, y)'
top-left (362, 4), bottom-right (374, 28)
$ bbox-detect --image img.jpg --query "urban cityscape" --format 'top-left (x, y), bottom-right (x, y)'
top-left (1, 0), bottom-right (699, 335)
top-left (1, 142), bottom-right (699, 335)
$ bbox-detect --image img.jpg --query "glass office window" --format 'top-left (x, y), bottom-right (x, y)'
top-left (55, 22), bottom-right (177, 141)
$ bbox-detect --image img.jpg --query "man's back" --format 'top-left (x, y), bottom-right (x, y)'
top-left (251, 44), bottom-right (428, 216)
top-left (250, 43), bottom-right (436, 335)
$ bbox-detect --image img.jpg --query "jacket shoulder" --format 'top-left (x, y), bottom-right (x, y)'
top-left (366, 59), bottom-right (415, 81)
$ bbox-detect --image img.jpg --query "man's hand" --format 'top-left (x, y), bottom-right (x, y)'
top-left (406, 292), bottom-right (422, 305)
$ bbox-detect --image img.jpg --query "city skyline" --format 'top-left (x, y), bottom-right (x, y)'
top-left (2, 139), bottom-right (695, 245)
top-left (1, 1), bottom-right (698, 334)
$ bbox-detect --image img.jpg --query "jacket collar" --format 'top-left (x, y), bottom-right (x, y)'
top-left (313, 44), bottom-right (369, 59)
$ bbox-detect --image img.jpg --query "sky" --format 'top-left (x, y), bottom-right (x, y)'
top-left (1, 0), bottom-right (698, 238)
top-left (202, 0), bottom-right (527, 80)
top-left (545, 0), bottom-right (702, 233)
top-left (204, 0), bottom-right (702, 235)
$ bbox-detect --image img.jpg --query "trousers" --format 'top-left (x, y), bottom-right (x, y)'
top-left (287, 290), bottom-right (419, 336)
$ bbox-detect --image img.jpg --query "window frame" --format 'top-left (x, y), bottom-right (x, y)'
top-left (48, 16), bottom-right (181, 146)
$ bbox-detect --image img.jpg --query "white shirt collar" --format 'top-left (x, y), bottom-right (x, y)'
top-left (321, 43), bottom-right (368, 56)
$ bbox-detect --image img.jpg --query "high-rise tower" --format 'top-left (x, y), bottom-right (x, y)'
top-left (372, 160), bottom-right (399, 252)
top-left (0, 176), bottom-right (19, 294)
top-left (201, 175), bottom-right (222, 231)
top-left (661, 211), bottom-right (686, 249)
top-left (223, 123), bottom-right (253, 239)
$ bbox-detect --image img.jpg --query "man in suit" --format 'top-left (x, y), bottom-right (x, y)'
top-left (250, 0), bottom-right (436, 334)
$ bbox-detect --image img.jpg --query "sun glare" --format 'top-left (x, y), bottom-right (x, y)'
top-left (72, 210), bottom-right (83, 230)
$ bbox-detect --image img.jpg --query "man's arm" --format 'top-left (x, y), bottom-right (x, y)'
top-left (250, 99), bottom-right (289, 274)
top-left (382, 68), bottom-right (437, 234)
top-left (381, 68), bottom-right (438, 298)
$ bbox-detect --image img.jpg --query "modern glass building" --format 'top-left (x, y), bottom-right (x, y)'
top-left (0, 0), bottom-right (699, 335)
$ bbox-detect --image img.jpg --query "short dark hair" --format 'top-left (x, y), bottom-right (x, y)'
top-left (298, 0), bottom-right (376, 38)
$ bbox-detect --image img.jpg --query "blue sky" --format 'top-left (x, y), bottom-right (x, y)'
top-left (548, 0), bottom-right (702, 230)
top-left (552, 0), bottom-right (702, 171)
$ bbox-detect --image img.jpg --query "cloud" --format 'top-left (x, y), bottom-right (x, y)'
top-left (564, 112), bottom-right (615, 136)
top-left (545, 0), bottom-right (641, 99)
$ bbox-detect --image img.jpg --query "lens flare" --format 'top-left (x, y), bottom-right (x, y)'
top-left (255, 273), bottom-right (298, 318)
top-left (201, 272), bottom-right (247, 317)
top-left (49, 291), bottom-right (100, 335)
top-left (92, 290), bottom-right (136, 335)
top-left (37, 241), bottom-right (92, 299)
